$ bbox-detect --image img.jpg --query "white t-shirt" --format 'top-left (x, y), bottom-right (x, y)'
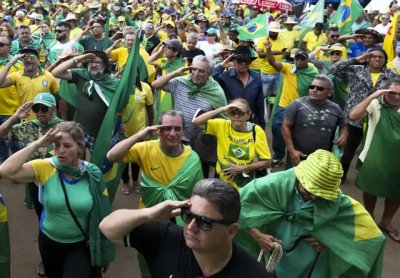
top-left (196, 41), bottom-right (223, 60)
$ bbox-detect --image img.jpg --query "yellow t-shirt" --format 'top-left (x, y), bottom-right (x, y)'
top-left (278, 63), bottom-right (300, 108)
top-left (123, 140), bottom-right (191, 186)
top-left (70, 27), bottom-right (83, 41)
top-left (205, 119), bottom-right (271, 190)
top-left (303, 31), bottom-right (328, 52)
top-left (0, 62), bottom-right (24, 115)
top-left (8, 70), bottom-right (59, 120)
top-left (280, 29), bottom-right (300, 50)
top-left (110, 46), bottom-right (156, 82)
top-left (387, 61), bottom-right (400, 74)
top-left (370, 72), bottom-right (381, 87)
top-left (122, 82), bottom-right (153, 136)
top-left (256, 36), bottom-right (288, 74)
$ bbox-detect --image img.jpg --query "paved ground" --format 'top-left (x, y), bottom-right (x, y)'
top-left (1, 160), bottom-right (399, 277)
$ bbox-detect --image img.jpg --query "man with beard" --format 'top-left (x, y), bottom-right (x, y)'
top-left (45, 21), bottom-right (83, 67)
top-left (51, 50), bottom-right (119, 152)
top-left (0, 47), bottom-right (59, 121)
top-left (181, 33), bottom-right (205, 65)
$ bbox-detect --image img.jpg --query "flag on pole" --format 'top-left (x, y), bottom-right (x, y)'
top-left (330, 0), bottom-right (365, 35)
top-left (383, 12), bottom-right (399, 62)
top-left (299, 0), bottom-right (325, 28)
top-left (238, 13), bottom-right (269, 40)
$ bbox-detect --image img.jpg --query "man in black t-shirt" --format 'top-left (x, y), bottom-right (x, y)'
top-left (100, 179), bottom-right (271, 278)
top-left (181, 32), bottom-right (206, 65)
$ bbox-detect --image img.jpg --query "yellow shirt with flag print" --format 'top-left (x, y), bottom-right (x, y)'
top-left (256, 36), bottom-right (288, 74)
top-left (205, 119), bottom-right (271, 190)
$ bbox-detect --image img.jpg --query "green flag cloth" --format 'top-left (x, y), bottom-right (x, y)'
top-left (237, 169), bottom-right (385, 278)
top-left (46, 41), bottom-right (84, 65)
top-left (175, 75), bottom-right (228, 109)
top-left (238, 13), bottom-right (269, 41)
top-left (356, 101), bottom-right (400, 202)
top-left (330, 0), bottom-right (365, 35)
top-left (0, 193), bottom-right (10, 278)
top-left (299, 0), bottom-right (325, 28)
top-left (140, 148), bottom-right (203, 226)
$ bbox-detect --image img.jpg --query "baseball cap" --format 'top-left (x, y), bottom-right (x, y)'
top-left (33, 93), bottom-right (56, 108)
top-left (163, 39), bottom-right (183, 54)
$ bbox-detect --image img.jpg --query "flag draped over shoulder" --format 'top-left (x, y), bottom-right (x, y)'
top-left (383, 12), bottom-right (399, 62)
top-left (330, 0), bottom-right (364, 35)
top-left (0, 194), bottom-right (10, 278)
top-left (238, 13), bottom-right (269, 40)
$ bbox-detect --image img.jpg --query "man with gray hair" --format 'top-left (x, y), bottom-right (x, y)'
top-left (282, 75), bottom-right (348, 168)
top-left (152, 55), bottom-right (227, 144)
top-left (182, 33), bottom-right (205, 65)
top-left (139, 21), bottom-right (160, 54)
top-left (99, 178), bottom-right (271, 277)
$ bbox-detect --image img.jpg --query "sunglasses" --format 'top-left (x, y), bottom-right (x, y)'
top-left (330, 35), bottom-right (340, 38)
top-left (0, 42), bottom-right (9, 47)
top-left (235, 58), bottom-right (252, 65)
top-left (32, 105), bottom-right (49, 113)
top-left (329, 51), bottom-right (342, 56)
top-left (159, 125), bottom-right (182, 132)
top-left (309, 84), bottom-right (326, 91)
top-left (181, 208), bottom-right (234, 231)
top-left (228, 109), bottom-right (247, 117)
top-left (55, 29), bottom-right (68, 33)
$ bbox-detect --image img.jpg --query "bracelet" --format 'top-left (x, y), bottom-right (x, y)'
top-left (72, 58), bottom-right (78, 65)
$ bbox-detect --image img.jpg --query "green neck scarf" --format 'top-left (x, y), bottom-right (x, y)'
top-left (31, 116), bottom-right (63, 130)
top-left (176, 75), bottom-right (227, 109)
top-left (160, 56), bottom-right (185, 73)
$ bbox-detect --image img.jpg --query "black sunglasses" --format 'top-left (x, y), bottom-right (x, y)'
top-left (55, 29), bottom-right (68, 33)
top-left (0, 42), bottom-right (9, 47)
top-left (181, 207), bottom-right (234, 231)
top-left (228, 109), bottom-right (246, 117)
top-left (309, 84), bottom-right (326, 91)
top-left (32, 105), bottom-right (49, 113)
top-left (159, 125), bottom-right (182, 132)
top-left (329, 51), bottom-right (342, 56)
top-left (330, 35), bottom-right (340, 38)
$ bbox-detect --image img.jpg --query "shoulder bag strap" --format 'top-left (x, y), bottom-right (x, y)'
top-left (58, 171), bottom-right (89, 243)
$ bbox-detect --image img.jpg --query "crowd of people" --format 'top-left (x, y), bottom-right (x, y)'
top-left (0, 0), bottom-right (399, 277)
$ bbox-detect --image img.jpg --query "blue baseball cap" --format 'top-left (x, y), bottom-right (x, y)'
top-left (33, 93), bottom-right (56, 108)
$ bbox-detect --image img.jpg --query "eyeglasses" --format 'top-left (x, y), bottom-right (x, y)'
top-left (329, 51), bottom-right (342, 56)
top-left (160, 125), bottom-right (183, 132)
top-left (309, 84), bottom-right (326, 91)
top-left (181, 208), bottom-right (234, 231)
top-left (0, 42), bottom-right (9, 47)
top-left (32, 105), bottom-right (50, 113)
top-left (55, 29), bottom-right (68, 33)
top-left (228, 109), bottom-right (247, 117)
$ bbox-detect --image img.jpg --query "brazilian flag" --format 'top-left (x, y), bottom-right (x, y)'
top-left (0, 193), bottom-right (10, 278)
top-left (238, 13), bottom-right (269, 41)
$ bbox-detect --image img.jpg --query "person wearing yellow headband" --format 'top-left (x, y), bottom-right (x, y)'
top-left (237, 149), bottom-right (385, 277)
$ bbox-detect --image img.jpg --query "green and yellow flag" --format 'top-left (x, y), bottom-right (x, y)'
top-left (383, 12), bottom-right (399, 62)
top-left (238, 13), bottom-right (269, 41)
top-left (330, 0), bottom-right (365, 35)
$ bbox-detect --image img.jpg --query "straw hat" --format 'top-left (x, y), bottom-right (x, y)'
top-left (294, 149), bottom-right (343, 200)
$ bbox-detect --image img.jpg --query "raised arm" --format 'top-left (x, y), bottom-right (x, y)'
top-left (107, 125), bottom-right (157, 162)
top-left (0, 54), bottom-right (22, 88)
top-left (52, 53), bottom-right (96, 80)
top-left (0, 102), bottom-right (33, 137)
top-left (192, 105), bottom-right (229, 129)
top-left (265, 40), bottom-right (283, 72)
top-left (349, 89), bottom-right (390, 120)
top-left (99, 199), bottom-right (190, 243)
top-left (151, 66), bottom-right (190, 90)
top-left (0, 128), bottom-right (59, 182)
